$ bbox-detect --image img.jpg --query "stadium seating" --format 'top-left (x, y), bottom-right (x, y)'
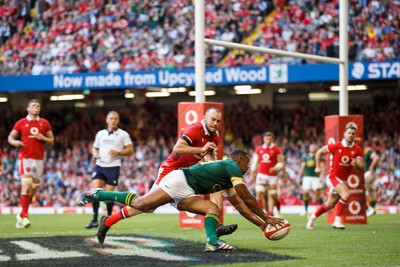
top-left (1, 0), bottom-right (398, 75)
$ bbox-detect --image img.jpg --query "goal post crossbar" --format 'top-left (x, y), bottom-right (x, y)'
top-left (204, 39), bottom-right (344, 65)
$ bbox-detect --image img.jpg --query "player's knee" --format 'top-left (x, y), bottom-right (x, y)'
top-left (21, 178), bottom-right (35, 194)
top-left (341, 192), bottom-right (351, 201)
top-left (32, 182), bottom-right (40, 191)
top-left (132, 197), bottom-right (153, 212)
top-left (255, 185), bottom-right (266, 193)
top-left (268, 189), bottom-right (278, 197)
top-left (21, 177), bottom-right (33, 187)
top-left (205, 202), bottom-right (220, 216)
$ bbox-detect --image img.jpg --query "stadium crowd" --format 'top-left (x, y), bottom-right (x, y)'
top-left (0, 100), bottom-right (399, 209)
top-left (0, 0), bottom-right (271, 75)
top-left (224, 0), bottom-right (400, 66)
top-left (0, 0), bottom-right (399, 75)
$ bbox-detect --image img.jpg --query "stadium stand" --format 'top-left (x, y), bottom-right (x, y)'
top-left (1, 0), bottom-right (398, 75)
top-left (0, 0), bottom-right (271, 75)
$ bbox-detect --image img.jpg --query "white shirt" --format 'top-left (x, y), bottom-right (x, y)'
top-left (93, 128), bottom-right (132, 167)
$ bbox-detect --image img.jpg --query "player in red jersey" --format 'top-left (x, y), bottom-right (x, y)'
top-left (96, 107), bottom-right (238, 237)
top-left (306, 124), bottom-right (364, 230)
top-left (249, 132), bottom-right (285, 216)
top-left (8, 99), bottom-right (54, 228)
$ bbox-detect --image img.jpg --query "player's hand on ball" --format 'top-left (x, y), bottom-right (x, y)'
top-left (265, 216), bottom-right (285, 228)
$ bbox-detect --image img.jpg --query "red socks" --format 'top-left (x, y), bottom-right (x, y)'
top-left (105, 206), bottom-right (131, 227)
top-left (314, 204), bottom-right (328, 218)
top-left (20, 194), bottom-right (31, 218)
top-left (335, 199), bottom-right (347, 217)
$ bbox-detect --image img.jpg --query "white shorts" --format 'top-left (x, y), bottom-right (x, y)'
top-left (302, 176), bottom-right (323, 191)
top-left (158, 170), bottom-right (197, 209)
top-left (256, 173), bottom-right (278, 185)
top-left (19, 158), bottom-right (44, 179)
top-left (364, 171), bottom-right (376, 190)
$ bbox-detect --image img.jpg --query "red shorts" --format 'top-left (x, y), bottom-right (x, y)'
top-left (326, 174), bottom-right (345, 193)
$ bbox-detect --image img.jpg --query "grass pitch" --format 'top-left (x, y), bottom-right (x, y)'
top-left (0, 213), bottom-right (399, 266)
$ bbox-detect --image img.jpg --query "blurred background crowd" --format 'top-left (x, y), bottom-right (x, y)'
top-left (0, 0), bottom-right (399, 75)
top-left (0, 98), bottom-right (399, 208)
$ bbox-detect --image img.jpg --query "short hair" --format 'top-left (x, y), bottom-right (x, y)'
top-left (28, 99), bottom-right (40, 106)
top-left (205, 107), bottom-right (221, 117)
top-left (263, 131), bottom-right (274, 138)
top-left (345, 123), bottom-right (358, 132)
top-left (107, 111), bottom-right (119, 118)
top-left (229, 148), bottom-right (249, 159)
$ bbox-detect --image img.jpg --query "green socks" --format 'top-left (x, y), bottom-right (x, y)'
top-left (205, 213), bottom-right (219, 245)
top-left (97, 191), bottom-right (136, 206)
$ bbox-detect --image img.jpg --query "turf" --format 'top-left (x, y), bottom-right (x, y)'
top-left (0, 213), bottom-right (399, 266)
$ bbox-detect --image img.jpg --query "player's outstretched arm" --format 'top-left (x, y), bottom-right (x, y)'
top-left (225, 190), bottom-right (265, 229)
top-left (234, 183), bottom-right (284, 228)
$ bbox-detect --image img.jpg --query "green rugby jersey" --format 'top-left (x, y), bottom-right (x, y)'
top-left (303, 154), bottom-right (318, 177)
top-left (364, 148), bottom-right (376, 171)
top-left (182, 158), bottom-right (243, 194)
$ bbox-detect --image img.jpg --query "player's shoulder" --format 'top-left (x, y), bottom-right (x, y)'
top-left (116, 128), bottom-right (129, 135)
top-left (255, 145), bottom-right (263, 151)
top-left (15, 117), bottom-right (28, 124)
top-left (187, 122), bottom-right (202, 130)
top-left (96, 129), bottom-right (108, 136)
top-left (354, 143), bottom-right (363, 153)
top-left (39, 117), bottom-right (51, 126)
top-left (183, 122), bottom-right (203, 136)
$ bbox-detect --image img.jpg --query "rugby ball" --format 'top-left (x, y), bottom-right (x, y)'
top-left (264, 219), bottom-right (291, 241)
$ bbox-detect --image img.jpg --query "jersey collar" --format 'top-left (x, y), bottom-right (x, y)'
top-left (107, 128), bottom-right (119, 135)
top-left (26, 115), bottom-right (40, 121)
top-left (263, 143), bottom-right (275, 149)
top-left (201, 120), bottom-right (211, 136)
top-left (341, 139), bottom-right (354, 148)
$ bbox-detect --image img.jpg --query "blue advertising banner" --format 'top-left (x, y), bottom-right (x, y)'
top-left (0, 61), bottom-right (398, 92)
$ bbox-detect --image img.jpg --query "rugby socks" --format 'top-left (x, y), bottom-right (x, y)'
top-left (314, 204), bottom-right (328, 218)
top-left (104, 206), bottom-right (131, 227)
top-left (303, 195), bottom-right (309, 212)
top-left (335, 199), bottom-right (347, 217)
top-left (97, 191), bottom-right (136, 206)
top-left (92, 200), bottom-right (99, 222)
top-left (205, 213), bottom-right (219, 245)
top-left (106, 201), bottom-right (114, 216)
top-left (20, 194), bottom-right (31, 218)
top-left (318, 197), bottom-right (324, 205)
top-left (275, 201), bottom-right (281, 213)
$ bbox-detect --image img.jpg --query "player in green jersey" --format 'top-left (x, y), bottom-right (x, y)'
top-left (76, 148), bottom-right (285, 252)
top-left (297, 144), bottom-right (325, 215)
top-left (364, 146), bottom-right (380, 216)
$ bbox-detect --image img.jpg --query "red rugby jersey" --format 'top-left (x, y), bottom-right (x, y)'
top-left (326, 139), bottom-right (363, 180)
top-left (161, 121), bottom-right (219, 169)
top-left (13, 116), bottom-right (52, 160)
